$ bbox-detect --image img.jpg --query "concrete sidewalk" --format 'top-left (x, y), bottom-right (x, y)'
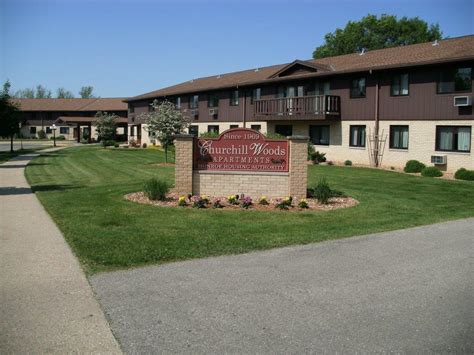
top-left (0, 151), bottom-right (121, 353)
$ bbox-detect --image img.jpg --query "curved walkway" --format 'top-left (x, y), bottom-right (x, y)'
top-left (0, 150), bottom-right (121, 353)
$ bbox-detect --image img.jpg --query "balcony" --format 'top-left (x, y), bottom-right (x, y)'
top-left (254, 95), bottom-right (340, 120)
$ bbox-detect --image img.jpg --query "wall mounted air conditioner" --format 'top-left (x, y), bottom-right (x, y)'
top-left (209, 108), bottom-right (219, 116)
top-left (431, 155), bottom-right (447, 165)
top-left (191, 110), bottom-right (199, 117)
top-left (453, 96), bottom-right (472, 107)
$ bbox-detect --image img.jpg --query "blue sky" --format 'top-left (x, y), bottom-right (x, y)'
top-left (1, 0), bottom-right (473, 98)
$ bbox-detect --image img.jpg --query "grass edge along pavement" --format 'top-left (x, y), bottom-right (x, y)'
top-left (25, 146), bottom-right (474, 274)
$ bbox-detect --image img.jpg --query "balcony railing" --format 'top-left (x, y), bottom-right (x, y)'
top-left (254, 95), bottom-right (340, 118)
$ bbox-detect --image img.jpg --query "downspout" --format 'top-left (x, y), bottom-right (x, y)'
top-left (373, 71), bottom-right (380, 167)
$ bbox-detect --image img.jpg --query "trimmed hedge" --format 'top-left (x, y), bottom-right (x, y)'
top-left (421, 166), bottom-right (443, 177)
top-left (404, 160), bottom-right (426, 173)
top-left (454, 168), bottom-right (474, 181)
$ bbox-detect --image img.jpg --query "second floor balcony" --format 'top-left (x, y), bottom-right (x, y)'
top-left (254, 95), bottom-right (340, 120)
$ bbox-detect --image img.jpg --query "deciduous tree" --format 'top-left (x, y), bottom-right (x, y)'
top-left (140, 100), bottom-right (190, 162)
top-left (94, 111), bottom-right (118, 147)
top-left (79, 86), bottom-right (95, 98)
top-left (56, 87), bottom-right (75, 99)
top-left (0, 80), bottom-right (21, 152)
top-left (313, 14), bottom-right (442, 59)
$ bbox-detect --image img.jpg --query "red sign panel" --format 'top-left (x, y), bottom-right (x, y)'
top-left (194, 128), bottom-right (289, 172)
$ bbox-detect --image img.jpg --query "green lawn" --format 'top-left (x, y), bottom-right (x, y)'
top-left (26, 146), bottom-right (474, 274)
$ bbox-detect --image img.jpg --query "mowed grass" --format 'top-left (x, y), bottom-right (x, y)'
top-left (26, 146), bottom-right (474, 274)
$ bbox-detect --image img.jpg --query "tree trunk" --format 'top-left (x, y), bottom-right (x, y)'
top-left (10, 135), bottom-right (14, 153)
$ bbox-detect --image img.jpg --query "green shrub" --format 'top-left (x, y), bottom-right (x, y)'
top-left (404, 160), bottom-right (426, 173)
top-left (114, 143), bottom-right (120, 148)
top-left (199, 131), bottom-right (219, 138)
top-left (142, 143), bottom-right (147, 148)
top-left (37, 130), bottom-right (47, 139)
top-left (143, 178), bottom-right (170, 201)
top-left (421, 166), bottom-right (443, 177)
top-left (50, 135), bottom-right (66, 140)
top-left (308, 142), bottom-right (315, 160)
top-left (313, 178), bottom-right (331, 204)
top-left (454, 168), bottom-right (474, 181)
top-left (344, 160), bottom-right (352, 166)
top-left (102, 139), bottom-right (117, 147)
top-left (310, 151), bottom-right (327, 163)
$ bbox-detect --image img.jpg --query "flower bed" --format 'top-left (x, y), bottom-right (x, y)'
top-left (125, 192), bottom-right (358, 212)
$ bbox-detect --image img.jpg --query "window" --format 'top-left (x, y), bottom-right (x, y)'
top-left (437, 67), bottom-right (472, 93)
top-left (46, 127), bottom-right (52, 134)
top-left (251, 88), bottom-right (261, 103)
top-left (208, 94), bottom-right (219, 108)
top-left (275, 125), bottom-right (293, 137)
top-left (230, 90), bottom-right (239, 106)
top-left (389, 125), bottom-right (409, 149)
top-left (350, 77), bottom-right (366, 98)
top-left (349, 125), bottom-right (366, 147)
top-left (251, 124), bottom-right (261, 131)
top-left (129, 105), bottom-right (134, 113)
top-left (309, 125), bottom-right (330, 145)
top-left (30, 127), bottom-right (37, 134)
top-left (188, 125), bottom-right (198, 136)
top-left (314, 82), bottom-right (330, 95)
top-left (60, 127), bottom-right (69, 135)
top-left (391, 74), bottom-right (409, 96)
top-left (189, 95), bottom-right (199, 109)
top-left (229, 124), bottom-right (239, 129)
top-left (208, 125), bottom-right (219, 134)
top-left (436, 126), bottom-right (471, 152)
top-left (175, 97), bottom-right (181, 109)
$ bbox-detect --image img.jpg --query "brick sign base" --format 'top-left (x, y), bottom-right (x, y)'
top-left (175, 128), bottom-right (308, 200)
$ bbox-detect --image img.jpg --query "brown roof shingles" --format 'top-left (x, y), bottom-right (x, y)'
top-left (13, 98), bottom-right (128, 112)
top-left (128, 35), bottom-right (474, 102)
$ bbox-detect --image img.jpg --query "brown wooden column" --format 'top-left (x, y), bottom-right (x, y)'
top-left (88, 123), bottom-right (92, 143)
top-left (77, 123), bottom-right (80, 143)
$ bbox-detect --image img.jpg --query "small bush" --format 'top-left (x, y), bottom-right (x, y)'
top-left (404, 160), bottom-right (426, 173)
top-left (241, 196), bottom-right (253, 209)
top-left (454, 168), bottom-right (474, 181)
top-left (102, 139), bottom-right (117, 147)
top-left (227, 195), bottom-right (239, 205)
top-left (258, 196), bottom-right (269, 205)
top-left (142, 143), bottom-right (147, 148)
top-left (313, 178), bottom-right (331, 204)
top-left (308, 143), bottom-right (315, 161)
top-left (199, 131), bottom-right (219, 138)
top-left (50, 135), bottom-right (66, 140)
top-left (178, 196), bottom-right (187, 207)
top-left (298, 199), bottom-right (309, 209)
top-left (421, 166), bottom-right (443, 177)
top-left (344, 160), bottom-right (352, 166)
top-left (212, 199), bottom-right (224, 209)
top-left (310, 151), bottom-right (327, 163)
top-left (114, 143), bottom-right (120, 148)
top-left (191, 195), bottom-right (209, 208)
top-left (143, 178), bottom-right (170, 201)
top-left (275, 197), bottom-right (293, 210)
top-left (37, 130), bottom-right (47, 139)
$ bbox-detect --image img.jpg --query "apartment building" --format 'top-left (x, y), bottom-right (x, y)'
top-left (15, 98), bottom-right (129, 142)
top-left (126, 35), bottom-right (474, 172)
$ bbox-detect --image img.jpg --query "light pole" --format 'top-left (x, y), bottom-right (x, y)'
top-left (50, 124), bottom-right (57, 147)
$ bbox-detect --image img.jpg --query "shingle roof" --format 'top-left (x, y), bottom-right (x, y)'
top-left (127, 35), bottom-right (474, 102)
top-left (13, 98), bottom-right (128, 112)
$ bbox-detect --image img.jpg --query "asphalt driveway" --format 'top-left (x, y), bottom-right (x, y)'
top-left (90, 218), bottom-right (474, 353)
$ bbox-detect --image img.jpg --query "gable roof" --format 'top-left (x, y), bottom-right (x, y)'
top-left (267, 60), bottom-right (332, 78)
top-left (127, 35), bottom-right (474, 102)
top-left (13, 98), bottom-right (128, 112)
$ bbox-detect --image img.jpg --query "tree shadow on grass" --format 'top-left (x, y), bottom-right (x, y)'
top-left (0, 184), bottom-right (80, 196)
top-left (31, 184), bottom-right (81, 193)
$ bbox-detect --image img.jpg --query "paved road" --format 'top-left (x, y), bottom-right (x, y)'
top-left (0, 140), bottom-right (75, 152)
top-left (0, 151), bottom-right (121, 353)
top-left (91, 219), bottom-right (474, 353)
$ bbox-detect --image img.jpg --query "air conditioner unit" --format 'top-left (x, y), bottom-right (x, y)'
top-left (453, 96), bottom-right (472, 107)
top-left (431, 155), bottom-right (447, 165)
top-left (209, 108), bottom-right (219, 116)
top-left (191, 110), bottom-right (199, 117)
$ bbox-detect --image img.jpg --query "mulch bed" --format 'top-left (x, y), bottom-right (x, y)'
top-left (124, 192), bottom-right (359, 212)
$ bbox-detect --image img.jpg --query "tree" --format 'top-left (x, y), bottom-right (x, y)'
top-left (35, 85), bottom-right (52, 98)
top-left (0, 80), bottom-right (21, 152)
top-left (94, 111), bottom-right (118, 147)
top-left (79, 86), bottom-right (95, 98)
top-left (14, 88), bottom-right (35, 98)
top-left (56, 87), bottom-right (75, 98)
top-left (140, 100), bottom-right (190, 162)
top-left (313, 14), bottom-right (442, 59)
